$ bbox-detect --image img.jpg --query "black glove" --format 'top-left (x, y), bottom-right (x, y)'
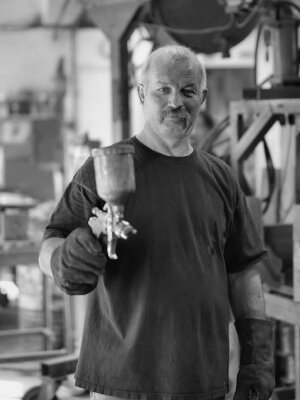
top-left (51, 227), bottom-right (107, 295)
top-left (234, 318), bottom-right (275, 400)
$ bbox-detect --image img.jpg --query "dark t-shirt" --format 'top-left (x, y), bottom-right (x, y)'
top-left (44, 136), bottom-right (267, 400)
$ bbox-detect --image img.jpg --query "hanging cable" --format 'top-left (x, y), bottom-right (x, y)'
top-left (277, 123), bottom-right (294, 222)
top-left (277, 0), bottom-right (300, 15)
top-left (234, 5), bottom-right (259, 28)
top-left (140, 14), bottom-right (235, 36)
top-left (262, 138), bottom-right (276, 214)
top-left (254, 22), bottom-right (263, 86)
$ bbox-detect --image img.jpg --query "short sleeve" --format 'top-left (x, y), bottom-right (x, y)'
top-left (224, 178), bottom-right (268, 274)
top-left (43, 158), bottom-right (104, 241)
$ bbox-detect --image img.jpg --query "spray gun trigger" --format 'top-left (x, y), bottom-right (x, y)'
top-left (249, 387), bottom-right (259, 400)
top-left (88, 207), bottom-right (108, 238)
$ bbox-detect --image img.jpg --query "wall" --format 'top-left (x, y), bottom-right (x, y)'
top-left (0, 28), bottom-right (113, 142)
top-left (0, 27), bottom-right (113, 350)
top-left (0, 30), bottom-right (69, 198)
top-left (0, 27), bottom-right (114, 193)
top-left (206, 68), bottom-right (254, 122)
top-left (0, 29), bottom-right (72, 94)
top-left (75, 29), bottom-right (112, 145)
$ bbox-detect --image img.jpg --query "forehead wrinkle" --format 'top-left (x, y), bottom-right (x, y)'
top-left (146, 54), bottom-right (202, 92)
top-left (153, 64), bottom-right (197, 79)
top-left (139, 45), bottom-right (207, 90)
top-left (154, 76), bottom-right (197, 87)
top-left (152, 73), bottom-right (199, 90)
top-left (156, 80), bottom-right (170, 85)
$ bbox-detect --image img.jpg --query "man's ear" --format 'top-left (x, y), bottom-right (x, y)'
top-left (200, 89), bottom-right (208, 106)
top-left (137, 84), bottom-right (145, 104)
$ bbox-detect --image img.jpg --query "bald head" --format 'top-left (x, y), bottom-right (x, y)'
top-left (139, 45), bottom-right (207, 91)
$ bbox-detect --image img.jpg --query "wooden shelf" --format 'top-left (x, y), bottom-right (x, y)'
top-left (0, 240), bottom-right (40, 265)
top-left (265, 292), bottom-right (300, 325)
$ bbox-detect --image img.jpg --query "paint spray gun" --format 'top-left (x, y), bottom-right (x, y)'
top-left (88, 144), bottom-right (137, 259)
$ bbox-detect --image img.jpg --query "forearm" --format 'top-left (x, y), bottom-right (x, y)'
top-left (39, 209), bottom-right (107, 280)
top-left (230, 266), bottom-right (275, 399)
top-left (39, 237), bottom-right (65, 278)
top-left (228, 265), bottom-right (266, 321)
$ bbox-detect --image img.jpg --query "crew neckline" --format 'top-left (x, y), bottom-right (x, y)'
top-left (132, 136), bottom-right (198, 162)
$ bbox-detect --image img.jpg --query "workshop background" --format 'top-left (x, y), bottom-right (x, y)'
top-left (0, 0), bottom-right (299, 399)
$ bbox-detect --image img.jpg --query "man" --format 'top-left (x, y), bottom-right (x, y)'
top-left (39, 45), bottom-right (275, 400)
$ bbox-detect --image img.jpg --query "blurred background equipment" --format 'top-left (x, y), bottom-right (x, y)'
top-left (150, 0), bottom-right (259, 55)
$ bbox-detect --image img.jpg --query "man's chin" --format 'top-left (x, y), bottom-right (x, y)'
top-left (164, 117), bottom-right (187, 126)
top-left (163, 120), bottom-right (190, 133)
top-left (165, 128), bottom-right (190, 139)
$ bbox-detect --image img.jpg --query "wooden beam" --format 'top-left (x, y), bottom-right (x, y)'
top-left (265, 292), bottom-right (300, 324)
top-left (232, 105), bottom-right (282, 162)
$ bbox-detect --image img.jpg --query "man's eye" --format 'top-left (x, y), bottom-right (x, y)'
top-left (158, 87), bottom-right (169, 93)
top-left (182, 89), bottom-right (195, 97)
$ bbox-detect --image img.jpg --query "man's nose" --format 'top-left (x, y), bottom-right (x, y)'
top-left (168, 90), bottom-right (183, 108)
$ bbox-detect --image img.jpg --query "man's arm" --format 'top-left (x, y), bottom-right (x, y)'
top-left (39, 209), bottom-right (107, 280)
top-left (39, 237), bottom-right (65, 278)
top-left (228, 264), bottom-right (266, 320)
top-left (40, 227), bottom-right (107, 295)
top-left (228, 265), bottom-right (275, 400)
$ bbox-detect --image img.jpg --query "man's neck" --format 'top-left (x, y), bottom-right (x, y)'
top-left (136, 129), bottom-right (193, 157)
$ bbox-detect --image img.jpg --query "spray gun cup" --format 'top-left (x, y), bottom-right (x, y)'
top-left (91, 144), bottom-right (136, 259)
top-left (92, 144), bottom-right (135, 205)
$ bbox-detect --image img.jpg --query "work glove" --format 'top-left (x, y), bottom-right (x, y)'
top-left (234, 318), bottom-right (275, 400)
top-left (50, 227), bottom-right (107, 295)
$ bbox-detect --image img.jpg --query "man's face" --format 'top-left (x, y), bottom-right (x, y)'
top-left (139, 55), bottom-right (205, 140)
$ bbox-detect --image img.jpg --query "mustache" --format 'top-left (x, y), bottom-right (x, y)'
top-left (161, 107), bottom-right (190, 121)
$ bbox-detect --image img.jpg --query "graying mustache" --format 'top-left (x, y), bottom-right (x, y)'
top-left (163, 109), bottom-right (189, 118)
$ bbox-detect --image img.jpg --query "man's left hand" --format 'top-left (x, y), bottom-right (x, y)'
top-left (233, 318), bottom-right (275, 400)
top-left (233, 365), bottom-right (274, 399)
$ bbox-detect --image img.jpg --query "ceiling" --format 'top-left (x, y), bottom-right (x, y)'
top-left (0, 0), bottom-right (90, 29)
top-left (0, 0), bottom-right (149, 29)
